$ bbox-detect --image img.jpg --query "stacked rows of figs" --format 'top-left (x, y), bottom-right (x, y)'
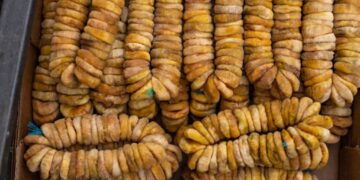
top-left (26, 0), bottom-right (360, 179)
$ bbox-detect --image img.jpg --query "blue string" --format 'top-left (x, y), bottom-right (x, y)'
top-left (27, 121), bottom-right (43, 135)
top-left (282, 142), bottom-right (289, 158)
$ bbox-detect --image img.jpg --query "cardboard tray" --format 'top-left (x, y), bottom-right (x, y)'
top-left (3, 0), bottom-right (360, 179)
top-left (0, 0), bottom-right (36, 178)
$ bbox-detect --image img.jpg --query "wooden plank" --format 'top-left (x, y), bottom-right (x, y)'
top-left (339, 147), bottom-right (360, 180)
top-left (315, 143), bottom-right (339, 180)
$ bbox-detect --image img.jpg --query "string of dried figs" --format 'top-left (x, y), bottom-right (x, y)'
top-left (271, 0), bottom-right (303, 99)
top-left (183, 0), bottom-right (217, 119)
top-left (49, 0), bottom-right (92, 118)
top-left (180, 124), bottom-right (330, 173)
top-left (151, 0), bottom-right (189, 132)
top-left (25, 146), bottom-right (181, 179)
top-left (23, 114), bottom-right (182, 179)
top-left (330, 0), bottom-right (360, 107)
top-left (177, 97), bottom-right (327, 149)
top-left (74, 0), bottom-right (125, 89)
top-left (124, 0), bottom-right (157, 119)
top-left (210, 0), bottom-right (244, 99)
top-left (184, 166), bottom-right (318, 180)
top-left (301, 0), bottom-right (335, 103)
top-left (151, 0), bottom-right (183, 101)
top-left (321, 0), bottom-right (360, 143)
top-left (244, 0), bottom-right (276, 90)
top-left (48, 0), bottom-right (89, 79)
top-left (32, 0), bottom-right (60, 125)
top-left (220, 76), bottom-right (249, 111)
top-left (68, 0), bottom-right (125, 117)
top-left (160, 78), bottom-right (190, 132)
top-left (25, 114), bottom-right (166, 148)
top-left (91, 9), bottom-right (129, 115)
top-left (321, 102), bottom-right (352, 143)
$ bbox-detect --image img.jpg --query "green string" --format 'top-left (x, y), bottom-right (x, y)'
top-left (146, 88), bottom-right (154, 97)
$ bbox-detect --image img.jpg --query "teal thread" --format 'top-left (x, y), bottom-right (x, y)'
top-left (28, 121), bottom-right (43, 135)
top-left (146, 88), bottom-right (154, 97)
